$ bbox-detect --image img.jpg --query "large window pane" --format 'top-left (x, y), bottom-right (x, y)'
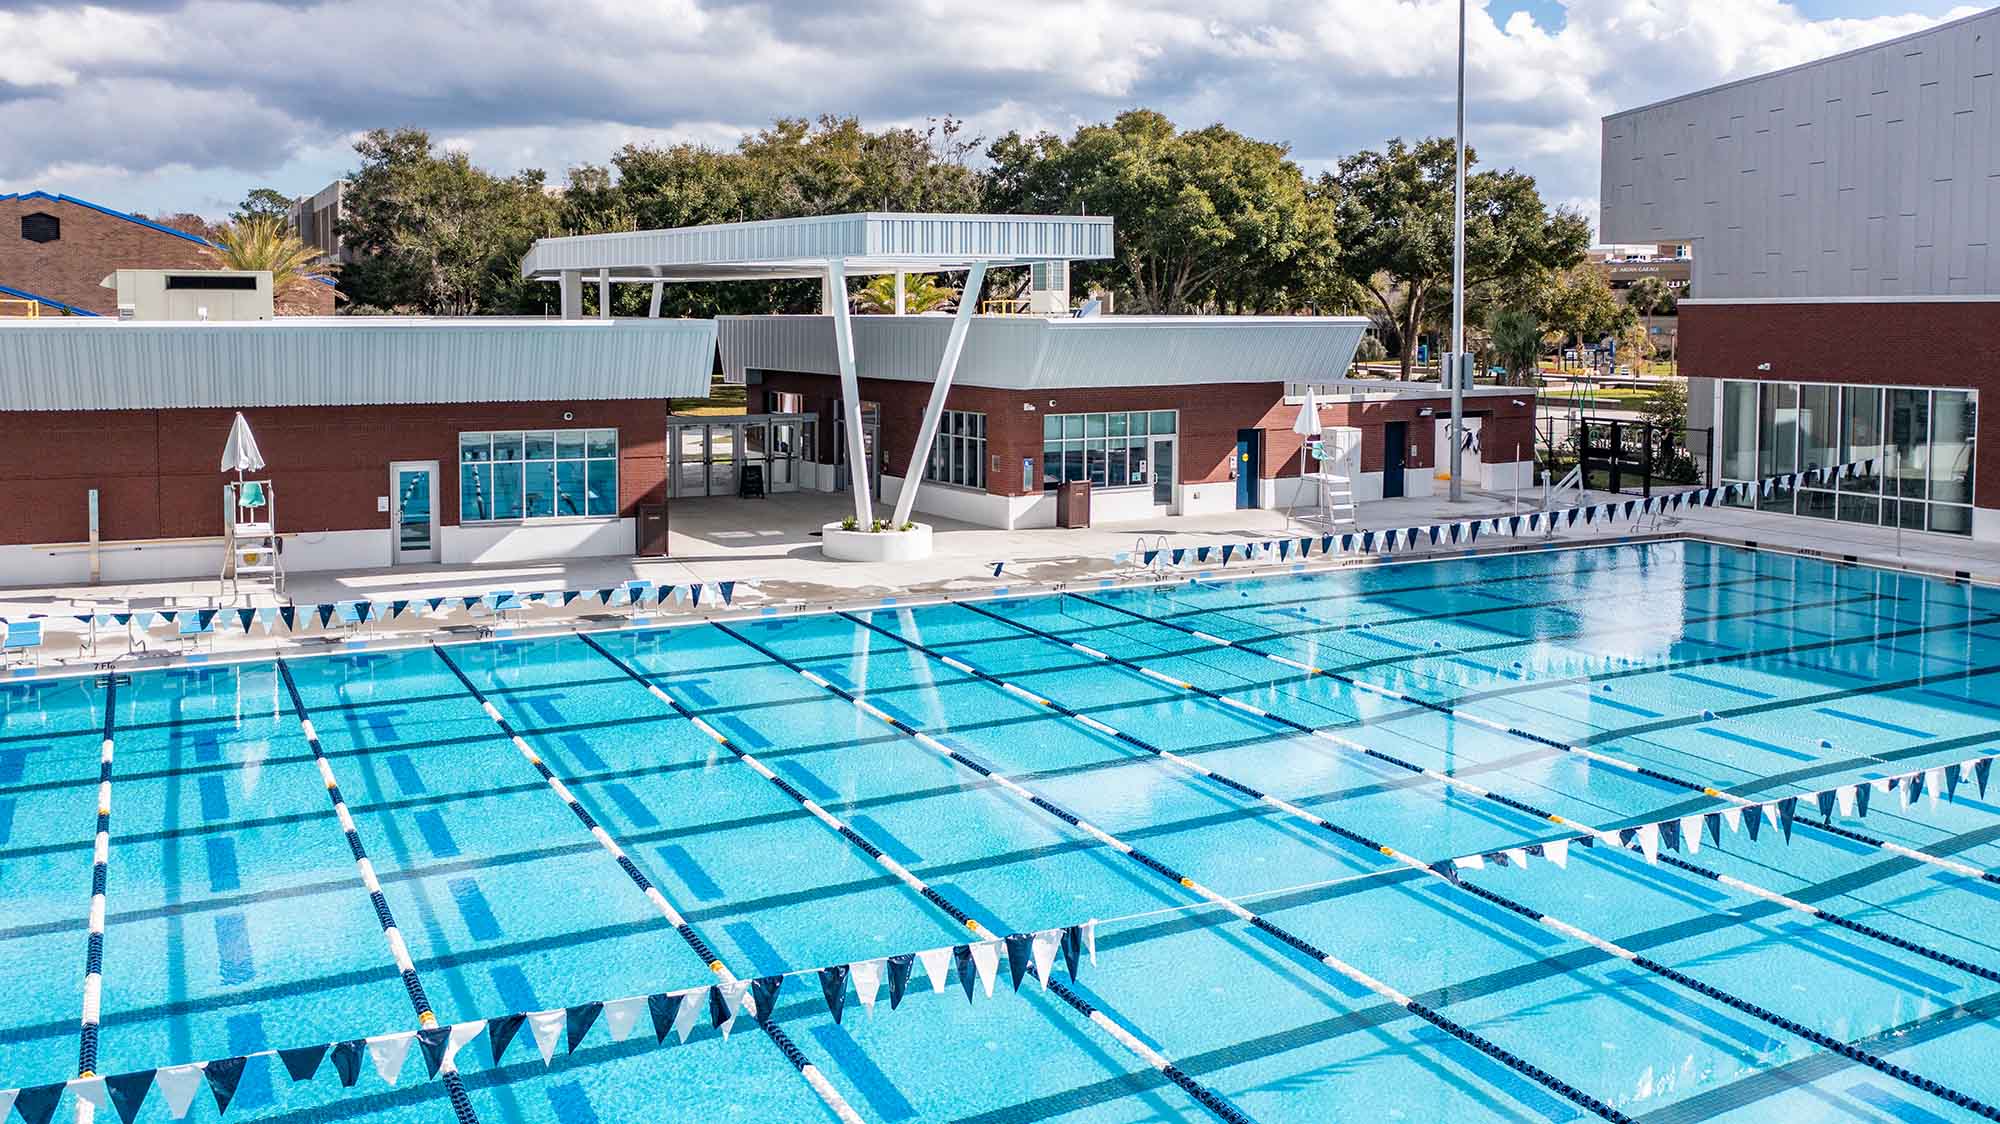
top-left (1888, 389), bottom-right (1929, 500)
top-left (490, 462), bottom-right (524, 519)
top-left (586, 459), bottom-right (617, 516)
top-left (525, 432), bottom-right (555, 461)
top-left (1043, 443), bottom-right (1062, 489)
top-left (491, 431), bottom-right (524, 463)
top-left (1150, 411), bottom-right (1177, 435)
top-left (1085, 413), bottom-right (1107, 438)
top-left (1086, 439), bottom-right (1107, 486)
top-left (586, 429), bottom-right (617, 459)
top-left (1757, 382), bottom-right (1797, 512)
top-left (1043, 415), bottom-right (1061, 440)
top-left (1721, 381), bottom-right (1757, 482)
top-left (1930, 505), bottom-right (1971, 535)
top-left (556, 460), bottom-right (587, 516)
top-left (524, 461), bottom-right (555, 518)
top-left (460, 434), bottom-right (490, 464)
top-left (1839, 386), bottom-right (1883, 494)
top-left (1798, 385), bottom-right (1836, 475)
top-left (459, 464), bottom-right (491, 521)
top-left (1929, 390), bottom-right (1975, 506)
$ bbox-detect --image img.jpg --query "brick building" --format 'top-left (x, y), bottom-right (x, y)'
top-left (1601, 9), bottom-right (1997, 540)
top-left (0, 191), bottom-right (335, 317)
top-left (0, 317), bottom-right (714, 584)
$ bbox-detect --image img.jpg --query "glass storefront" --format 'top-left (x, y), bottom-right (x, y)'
top-left (667, 414), bottom-right (815, 499)
top-left (1041, 410), bottom-right (1178, 493)
top-left (1717, 380), bottom-right (1976, 535)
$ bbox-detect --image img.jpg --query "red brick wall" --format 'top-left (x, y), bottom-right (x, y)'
top-left (0, 197), bottom-right (336, 316)
top-left (753, 372), bottom-right (1535, 494)
top-left (0, 402), bottom-right (666, 546)
top-left (1681, 300), bottom-right (1999, 510)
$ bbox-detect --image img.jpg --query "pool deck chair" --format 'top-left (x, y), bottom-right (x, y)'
top-left (482, 591), bottom-right (525, 622)
top-left (622, 580), bottom-right (656, 618)
top-left (2, 620), bottom-right (43, 666)
top-left (173, 612), bottom-right (215, 652)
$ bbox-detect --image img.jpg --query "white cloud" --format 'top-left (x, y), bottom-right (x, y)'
top-left (0, 0), bottom-right (1981, 224)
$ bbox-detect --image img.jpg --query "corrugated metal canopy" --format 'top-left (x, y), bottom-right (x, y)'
top-left (718, 314), bottom-right (1373, 391)
top-left (521, 212), bottom-right (1114, 282)
top-left (0, 317), bottom-right (717, 411)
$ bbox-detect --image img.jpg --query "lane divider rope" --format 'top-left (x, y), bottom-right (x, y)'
top-left (75, 674), bottom-right (118, 1099)
top-left (1070, 590), bottom-right (2000, 887)
top-left (943, 599), bottom-right (2000, 1121)
top-left (273, 659), bottom-right (481, 1124)
top-left (426, 644), bottom-right (863, 1124)
top-left (961, 601), bottom-right (2000, 991)
top-left (574, 630), bottom-right (1257, 1124)
top-left (708, 620), bottom-right (1633, 1124)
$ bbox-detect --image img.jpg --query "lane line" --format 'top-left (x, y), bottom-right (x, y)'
top-left (273, 659), bottom-right (481, 1124)
top-left (426, 644), bottom-right (864, 1124)
top-left (572, 632), bottom-right (1258, 1124)
top-left (710, 620), bottom-right (1633, 1124)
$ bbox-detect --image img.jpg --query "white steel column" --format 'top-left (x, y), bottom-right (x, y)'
top-left (648, 281), bottom-right (664, 318)
top-left (598, 269), bottom-right (611, 320)
top-left (891, 262), bottom-right (986, 528)
top-left (826, 259), bottom-right (874, 526)
top-left (559, 271), bottom-right (582, 320)
top-left (893, 272), bottom-right (907, 315)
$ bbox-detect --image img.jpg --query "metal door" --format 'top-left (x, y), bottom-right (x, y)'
top-left (390, 461), bottom-right (439, 564)
top-left (1235, 429), bottom-right (1260, 509)
top-left (1383, 422), bottom-right (1406, 498)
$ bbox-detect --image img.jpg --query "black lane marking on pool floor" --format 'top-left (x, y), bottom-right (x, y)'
top-left (424, 643), bottom-right (866, 1124)
top-left (932, 601), bottom-right (2000, 997)
top-left (711, 620), bottom-right (1639, 1123)
top-left (274, 658), bottom-right (481, 1124)
top-left (911, 603), bottom-right (2000, 1120)
top-left (573, 628), bottom-right (1265, 1124)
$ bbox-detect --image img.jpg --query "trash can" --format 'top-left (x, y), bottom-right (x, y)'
top-left (1056, 480), bottom-right (1092, 528)
top-left (636, 504), bottom-right (669, 556)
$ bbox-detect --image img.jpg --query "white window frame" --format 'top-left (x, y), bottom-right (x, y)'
top-left (458, 428), bottom-right (619, 524)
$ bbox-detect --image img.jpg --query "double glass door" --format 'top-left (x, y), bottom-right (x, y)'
top-left (669, 415), bottom-right (812, 498)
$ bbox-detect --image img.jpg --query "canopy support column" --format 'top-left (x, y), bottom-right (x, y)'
top-left (894, 272), bottom-right (906, 315)
top-left (648, 281), bottom-right (663, 318)
top-left (826, 259), bottom-right (874, 526)
top-left (597, 269), bottom-right (611, 320)
top-left (559, 271), bottom-right (582, 319)
top-left (891, 262), bottom-right (986, 529)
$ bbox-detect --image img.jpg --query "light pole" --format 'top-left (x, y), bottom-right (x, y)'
top-left (1448, 0), bottom-right (1468, 502)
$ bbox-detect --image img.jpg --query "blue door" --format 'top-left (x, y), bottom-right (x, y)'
top-left (1235, 429), bottom-right (1260, 508)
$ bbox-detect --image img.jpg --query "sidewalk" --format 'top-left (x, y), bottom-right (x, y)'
top-left (3, 487), bottom-right (1994, 673)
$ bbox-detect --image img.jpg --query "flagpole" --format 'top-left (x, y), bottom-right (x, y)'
top-left (1448, 0), bottom-right (1468, 503)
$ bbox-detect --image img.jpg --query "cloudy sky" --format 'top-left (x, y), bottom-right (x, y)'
top-left (0, 0), bottom-right (1982, 230)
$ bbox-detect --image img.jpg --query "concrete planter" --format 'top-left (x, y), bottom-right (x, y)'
top-left (820, 522), bottom-right (933, 562)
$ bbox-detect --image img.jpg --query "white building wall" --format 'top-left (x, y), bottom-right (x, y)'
top-left (1601, 7), bottom-right (2000, 300)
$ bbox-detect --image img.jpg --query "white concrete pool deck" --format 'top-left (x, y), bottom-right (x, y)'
top-left (3, 488), bottom-right (1995, 671)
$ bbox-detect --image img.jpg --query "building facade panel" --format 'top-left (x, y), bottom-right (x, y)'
top-left (1601, 7), bottom-right (2000, 300)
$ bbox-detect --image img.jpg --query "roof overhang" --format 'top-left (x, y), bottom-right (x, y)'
top-left (521, 212), bottom-right (1114, 282)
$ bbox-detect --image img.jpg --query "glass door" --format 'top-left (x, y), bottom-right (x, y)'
top-left (671, 425), bottom-right (707, 498)
top-left (707, 423), bottom-right (738, 497)
top-left (1151, 438), bottom-right (1176, 508)
top-left (769, 422), bottom-right (800, 491)
top-left (389, 461), bottom-right (439, 564)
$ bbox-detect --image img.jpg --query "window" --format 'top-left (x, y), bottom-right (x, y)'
top-left (924, 410), bottom-right (987, 489)
top-left (1041, 411), bottom-right (1175, 491)
top-left (1716, 380), bottom-right (1976, 536)
top-left (459, 429), bottom-right (617, 522)
top-left (20, 213), bottom-right (58, 244)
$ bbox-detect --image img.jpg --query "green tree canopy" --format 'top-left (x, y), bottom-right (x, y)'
top-left (854, 273), bottom-right (959, 314)
top-left (1486, 307), bottom-right (1545, 386)
top-left (1332, 136), bottom-right (1589, 379)
top-left (1538, 263), bottom-right (1637, 362)
top-left (984, 109), bottom-right (1337, 314)
top-left (204, 215), bottom-right (336, 315)
top-left (338, 128), bottom-right (560, 315)
top-left (1624, 274), bottom-right (1677, 316)
top-left (232, 187), bottom-right (294, 224)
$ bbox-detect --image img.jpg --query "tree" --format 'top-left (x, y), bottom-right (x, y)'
top-left (1538, 264), bottom-right (1636, 364)
top-left (233, 188), bottom-right (295, 225)
top-left (854, 273), bottom-right (958, 314)
top-left (1624, 274), bottom-right (1676, 316)
top-left (337, 128), bottom-right (560, 315)
top-left (1486, 308), bottom-right (1545, 386)
top-left (1332, 137), bottom-right (1590, 379)
top-left (204, 216), bottom-right (336, 315)
top-left (984, 110), bottom-right (1337, 314)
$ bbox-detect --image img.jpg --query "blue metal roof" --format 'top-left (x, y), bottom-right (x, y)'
top-left (0, 190), bottom-right (215, 246)
top-left (0, 282), bottom-right (102, 317)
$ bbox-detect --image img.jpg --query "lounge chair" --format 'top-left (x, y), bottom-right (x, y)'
top-left (2, 620), bottom-right (43, 666)
top-left (174, 612), bottom-right (215, 652)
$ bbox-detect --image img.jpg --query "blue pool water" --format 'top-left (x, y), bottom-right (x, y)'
top-left (6, 540), bottom-right (2000, 1122)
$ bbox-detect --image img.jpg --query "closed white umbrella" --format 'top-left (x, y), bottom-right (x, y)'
top-left (220, 411), bottom-right (265, 479)
top-left (1290, 387), bottom-right (1325, 526)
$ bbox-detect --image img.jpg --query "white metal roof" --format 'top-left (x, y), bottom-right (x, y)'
top-left (718, 314), bottom-right (1372, 391)
top-left (521, 212), bottom-right (1115, 282)
top-left (0, 317), bottom-right (717, 411)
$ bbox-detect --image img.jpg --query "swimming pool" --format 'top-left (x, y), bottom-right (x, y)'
top-left (5, 539), bottom-right (2000, 1123)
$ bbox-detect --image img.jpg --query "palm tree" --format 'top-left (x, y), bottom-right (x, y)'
top-left (1487, 308), bottom-right (1546, 387)
top-left (204, 216), bottom-right (337, 315)
top-left (853, 273), bottom-right (958, 314)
